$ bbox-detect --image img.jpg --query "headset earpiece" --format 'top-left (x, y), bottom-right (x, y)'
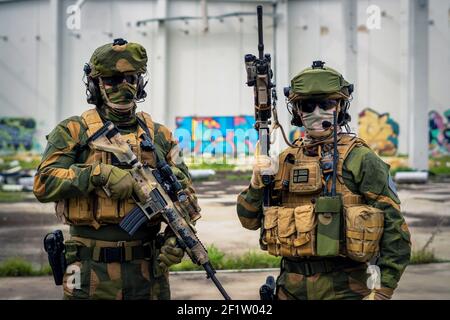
top-left (136, 75), bottom-right (148, 100)
top-left (83, 62), bottom-right (102, 106)
top-left (86, 77), bottom-right (101, 106)
top-left (337, 99), bottom-right (351, 126)
top-left (290, 102), bottom-right (303, 127)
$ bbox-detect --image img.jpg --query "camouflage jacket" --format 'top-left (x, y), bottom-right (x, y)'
top-left (33, 109), bottom-right (194, 240)
top-left (236, 144), bottom-right (411, 291)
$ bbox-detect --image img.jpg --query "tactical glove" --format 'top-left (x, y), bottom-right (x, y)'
top-left (170, 166), bottom-right (189, 189)
top-left (91, 163), bottom-right (144, 200)
top-left (363, 287), bottom-right (394, 300)
top-left (250, 155), bottom-right (278, 189)
top-left (157, 236), bottom-right (184, 272)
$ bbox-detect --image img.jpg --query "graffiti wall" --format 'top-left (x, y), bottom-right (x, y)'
top-left (0, 118), bottom-right (37, 152)
top-left (358, 108), bottom-right (399, 156)
top-left (175, 109), bottom-right (450, 158)
top-left (174, 116), bottom-right (258, 156)
top-left (429, 109), bottom-right (450, 156)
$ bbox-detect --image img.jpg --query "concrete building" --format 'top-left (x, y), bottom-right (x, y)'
top-left (0, 0), bottom-right (449, 169)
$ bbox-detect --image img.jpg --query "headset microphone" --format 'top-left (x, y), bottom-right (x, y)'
top-left (322, 121), bottom-right (332, 129)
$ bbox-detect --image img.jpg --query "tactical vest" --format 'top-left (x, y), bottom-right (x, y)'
top-left (56, 108), bottom-right (157, 229)
top-left (262, 134), bottom-right (384, 262)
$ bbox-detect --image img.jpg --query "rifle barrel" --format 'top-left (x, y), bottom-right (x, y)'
top-left (203, 262), bottom-right (231, 300)
top-left (257, 5), bottom-right (264, 60)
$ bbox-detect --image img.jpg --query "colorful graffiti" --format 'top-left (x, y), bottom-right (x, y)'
top-left (289, 127), bottom-right (306, 143)
top-left (429, 109), bottom-right (450, 156)
top-left (174, 116), bottom-right (258, 156)
top-left (0, 118), bottom-right (36, 152)
top-left (358, 108), bottom-right (399, 156)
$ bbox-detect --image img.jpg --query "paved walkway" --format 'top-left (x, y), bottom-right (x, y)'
top-left (1, 263), bottom-right (449, 300)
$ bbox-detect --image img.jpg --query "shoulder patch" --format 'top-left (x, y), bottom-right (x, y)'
top-left (388, 174), bottom-right (398, 198)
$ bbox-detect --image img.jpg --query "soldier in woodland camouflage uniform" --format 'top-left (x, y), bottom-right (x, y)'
top-left (237, 61), bottom-right (411, 300)
top-left (34, 39), bottom-right (194, 300)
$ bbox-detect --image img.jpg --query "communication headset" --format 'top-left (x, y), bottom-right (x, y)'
top-left (136, 74), bottom-right (148, 100)
top-left (83, 63), bottom-right (102, 106)
top-left (83, 65), bottom-right (148, 105)
top-left (284, 83), bottom-right (354, 128)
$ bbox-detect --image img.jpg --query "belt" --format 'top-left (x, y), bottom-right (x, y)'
top-left (281, 257), bottom-right (366, 277)
top-left (71, 236), bottom-right (154, 263)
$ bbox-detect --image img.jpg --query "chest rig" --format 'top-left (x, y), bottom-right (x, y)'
top-left (262, 134), bottom-right (384, 261)
top-left (60, 108), bottom-right (157, 229)
top-left (272, 134), bottom-right (366, 207)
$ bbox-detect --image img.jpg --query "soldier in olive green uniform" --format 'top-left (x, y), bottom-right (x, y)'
top-left (237, 61), bottom-right (411, 300)
top-left (34, 39), bottom-right (195, 300)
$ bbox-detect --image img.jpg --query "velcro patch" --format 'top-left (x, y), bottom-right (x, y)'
top-left (292, 169), bottom-right (309, 183)
top-left (388, 174), bottom-right (398, 197)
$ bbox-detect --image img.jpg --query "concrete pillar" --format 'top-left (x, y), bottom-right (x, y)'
top-left (49, 0), bottom-right (63, 127)
top-left (273, 0), bottom-right (290, 154)
top-left (151, 0), bottom-right (169, 125)
top-left (407, 0), bottom-right (429, 170)
top-left (342, 0), bottom-right (358, 132)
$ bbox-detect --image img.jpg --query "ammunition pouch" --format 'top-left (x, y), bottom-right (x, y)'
top-left (94, 189), bottom-right (135, 224)
top-left (262, 200), bottom-right (384, 262)
top-left (344, 204), bottom-right (384, 262)
top-left (263, 204), bottom-right (317, 257)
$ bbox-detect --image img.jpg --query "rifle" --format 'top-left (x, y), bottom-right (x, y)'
top-left (244, 5), bottom-right (276, 207)
top-left (86, 121), bottom-right (231, 300)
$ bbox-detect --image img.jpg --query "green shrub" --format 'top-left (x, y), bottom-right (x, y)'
top-left (0, 257), bottom-right (52, 277)
top-left (410, 249), bottom-right (442, 265)
top-left (0, 191), bottom-right (25, 203)
top-left (170, 245), bottom-right (281, 271)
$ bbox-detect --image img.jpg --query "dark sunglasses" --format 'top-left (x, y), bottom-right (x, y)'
top-left (297, 99), bottom-right (339, 113)
top-left (101, 74), bottom-right (138, 86)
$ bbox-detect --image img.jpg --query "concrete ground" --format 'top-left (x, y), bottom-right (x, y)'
top-left (0, 176), bottom-right (449, 299)
top-left (1, 263), bottom-right (449, 300)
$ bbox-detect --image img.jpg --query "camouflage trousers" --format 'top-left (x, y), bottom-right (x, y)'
top-left (276, 258), bottom-right (371, 300)
top-left (62, 239), bottom-right (170, 300)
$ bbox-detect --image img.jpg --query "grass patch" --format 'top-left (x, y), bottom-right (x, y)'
top-left (188, 162), bottom-right (237, 171)
top-left (429, 166), bottom-right (450, 176)
top-left (389, 166), bottom-right (415, 176)
top-left (170, 245), bottom-right (281, 271)
top-left (224, 174), bottom-right (252, 181)
top-left (170, 246), bottom-right (446, 271)
top-left (429, 156), bottom-right (450, 176)
top-left (0, 154), bottom-right (41, 171)
top-left (410, 249), bottom-right (443, 265)
top-left (0, 257), bottom-right (52, 277)
top-left (0, 191), bottom-right (25, 203)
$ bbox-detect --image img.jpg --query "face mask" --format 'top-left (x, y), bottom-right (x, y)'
top-left (99, 78), bottom-right (137, 112)
top-left (301, 106), bottom-right (336, 138)
top-left (98, 104), bottom-right (137, 126)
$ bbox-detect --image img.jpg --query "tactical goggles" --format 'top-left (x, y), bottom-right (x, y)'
top-left (101, 74), bottom-right (138, 86)
top-left (297, 99), bottom-right (339, 113)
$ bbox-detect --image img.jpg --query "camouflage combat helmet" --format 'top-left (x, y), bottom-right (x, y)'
top-left (87, 38), bottom-right (148, 78)
top-left (287, 61), bottom-right (353, 101)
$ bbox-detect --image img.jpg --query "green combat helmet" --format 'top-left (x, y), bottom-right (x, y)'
top-left (88, 38), bottom-right (148, 78)
top-left (84, 38), bottom-right (148, 112)
top-left (286, 61), bottom-right (354, 102)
